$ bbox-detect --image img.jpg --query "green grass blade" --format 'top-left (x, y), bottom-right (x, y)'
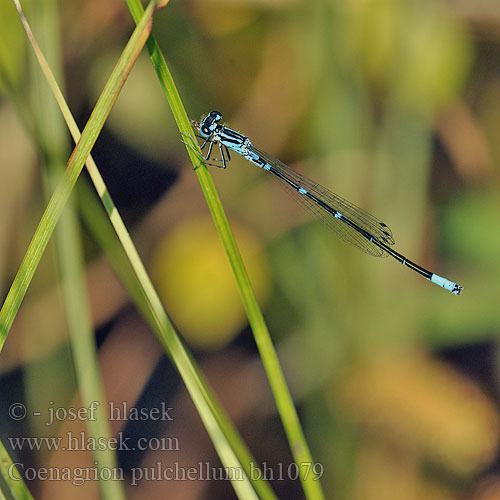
top-left (0, 0), bottom-right (158, 348)
top-left (0, 440), bottom-right (33, 500)
top-left (6, 2), bottom-right (273, 498)
top-left (125, 1), bottom-right (326, 498)
top-left (78, 181), bottom-right (274, 500)
top-left (27, 2), bottom-right (125, 498)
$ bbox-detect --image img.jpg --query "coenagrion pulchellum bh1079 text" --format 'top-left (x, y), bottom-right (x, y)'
top-left (189, 110), bottom-right (463, 296)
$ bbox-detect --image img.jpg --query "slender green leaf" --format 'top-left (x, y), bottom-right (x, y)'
top-left (0, 0), bottom-right (157, 348)
top-left (0, 440), bottom-right (33, 500)
top-left (28, 2), bottom-right (125, 498)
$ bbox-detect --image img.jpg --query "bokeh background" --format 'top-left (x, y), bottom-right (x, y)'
top-left (1, 0), bottom-right (500, 498)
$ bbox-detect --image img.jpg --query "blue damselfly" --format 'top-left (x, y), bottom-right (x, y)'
top-left (190, 111), bottom-right (462, 295)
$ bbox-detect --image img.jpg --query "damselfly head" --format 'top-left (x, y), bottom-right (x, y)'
top-left (200, 110), bottom-right (223, 138)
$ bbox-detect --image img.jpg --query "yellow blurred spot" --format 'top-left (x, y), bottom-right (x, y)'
top-left (341, 0), bottom-right (472, 110)
top-left (353, 439), bottom-right (459, 500)
top-left (335, 353), bottom-right (500, 476)
top-left (190, 3), bottom-right (258, 37)
top-left (151, 215), bottom-right (272, 350)
top-left (0, 0), bottom-right (26, 92)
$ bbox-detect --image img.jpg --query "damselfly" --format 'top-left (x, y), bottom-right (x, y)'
top-left (189, 110), bottom-right (463, 295)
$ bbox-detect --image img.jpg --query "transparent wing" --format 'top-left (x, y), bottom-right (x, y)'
top-left (250, 146), bottom-right (395, 258)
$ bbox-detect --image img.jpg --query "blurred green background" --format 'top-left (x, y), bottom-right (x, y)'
top-left (1, 0), bottom-right (500, 498)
